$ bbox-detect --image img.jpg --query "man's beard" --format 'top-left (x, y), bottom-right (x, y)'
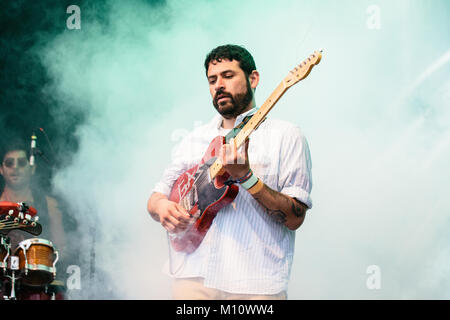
top-left (213, 78), bottom-right (253, 119)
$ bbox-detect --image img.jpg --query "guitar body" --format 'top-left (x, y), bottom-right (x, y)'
top-left (168, 136), bottom-right (239, 253)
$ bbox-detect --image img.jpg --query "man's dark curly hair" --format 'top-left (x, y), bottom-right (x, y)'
top-left (0, 139), bottom-right (29, 163)
top-left (204, 44), bottom-right (256, 77)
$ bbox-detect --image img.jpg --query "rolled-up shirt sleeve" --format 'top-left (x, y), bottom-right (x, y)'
top-left (277, 126), bottom-right (313, 209)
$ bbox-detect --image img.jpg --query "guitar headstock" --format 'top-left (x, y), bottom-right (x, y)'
top-left (283, 50), bottom-right (323, 89)
top-left (0, 201), bottom-right (42, 236)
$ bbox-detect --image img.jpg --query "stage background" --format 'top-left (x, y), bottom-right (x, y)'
top-left (0, 0), bottom-right (449, 299)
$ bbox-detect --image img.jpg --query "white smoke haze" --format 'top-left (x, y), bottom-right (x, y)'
top-left (40, 0), bottom-right (449, 299)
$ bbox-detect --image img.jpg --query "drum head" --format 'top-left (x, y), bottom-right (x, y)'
top-left (17, 238), bottom-right (54, 249)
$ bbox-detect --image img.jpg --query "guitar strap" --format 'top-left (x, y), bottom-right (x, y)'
top-left (224, 114), bottom-right (254, 143)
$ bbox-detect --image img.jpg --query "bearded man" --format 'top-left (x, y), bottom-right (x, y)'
top-left (147, 44), bottom-right (313, 300)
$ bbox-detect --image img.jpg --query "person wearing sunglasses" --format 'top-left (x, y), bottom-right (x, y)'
top-left (0, 150), bottom-right (35, 198)
top-left (0, 141), bottom-right (66, 258)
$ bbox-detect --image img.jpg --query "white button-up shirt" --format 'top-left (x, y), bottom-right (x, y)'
top-left (153, 107), bottom-right (312, 294)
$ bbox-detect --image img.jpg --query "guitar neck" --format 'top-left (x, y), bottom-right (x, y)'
top-left (207, 49), bottom-right (323, 180)
top-left (235, 81), bottom-right (287, 147)
top-left (209, 81), bottom-right (288, 180)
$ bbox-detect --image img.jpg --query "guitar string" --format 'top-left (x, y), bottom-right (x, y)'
top-left (0, 219), bottom-right (34, 224)
top-left (0, 224), bottom-right (21, 230)
top-left (0, 221), bottom-right (18, 226)
top-left (0, 220), bottom-right (33, 229)
top-left (0, 222), bottom-right (21, 227)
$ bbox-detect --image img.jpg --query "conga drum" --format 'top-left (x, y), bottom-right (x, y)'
top-left (18, 280), bottom-right (66, 300)
top-left (14, 238), bottom-right (59, 287)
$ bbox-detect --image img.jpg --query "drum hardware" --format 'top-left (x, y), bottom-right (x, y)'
top-left (1, 235), bottom-right (12, 300)
top-left (2, 256), bottom-right (20, 300)
top-left (0, 202), bottom-right (65, 300)
top-left (1, 235), bottom-right (10, 273)
top-left (0, 240), bottom-right (63, 300)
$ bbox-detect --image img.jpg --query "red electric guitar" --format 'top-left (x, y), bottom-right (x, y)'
top-left (168, 50), bottom-right (323, 253)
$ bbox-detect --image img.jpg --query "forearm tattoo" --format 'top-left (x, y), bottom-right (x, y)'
top-left (253, 185), bottom-right (306, 225)
top-left (291, 198), bottom-right (307, 219)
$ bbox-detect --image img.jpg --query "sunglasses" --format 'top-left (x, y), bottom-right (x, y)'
top-left (3, 157), bottom-right (29, 168)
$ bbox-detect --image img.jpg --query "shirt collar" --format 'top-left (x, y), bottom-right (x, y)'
top-left (212, 107), bottom-right (258, 130)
